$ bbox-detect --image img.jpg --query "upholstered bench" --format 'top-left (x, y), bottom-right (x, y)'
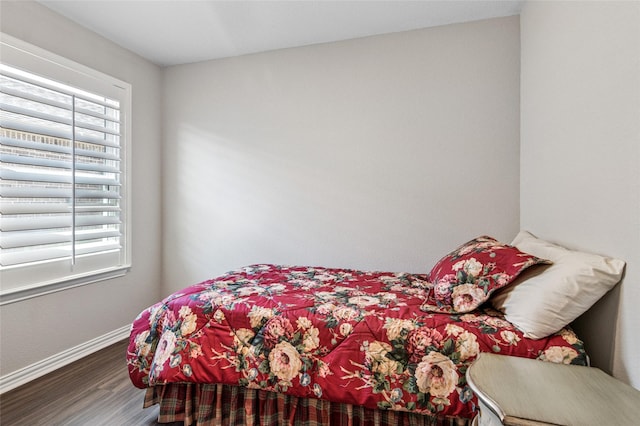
top-left (466, 353), bottom-right (640, 426)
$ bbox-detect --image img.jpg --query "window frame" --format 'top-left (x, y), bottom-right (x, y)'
top-left (0, 33), bottom-right (132, 305)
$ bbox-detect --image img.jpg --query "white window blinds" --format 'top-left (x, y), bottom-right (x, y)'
top-left (0, 35), bottom-right (131, 299)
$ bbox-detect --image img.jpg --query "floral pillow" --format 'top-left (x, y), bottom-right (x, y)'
top-left (421, 236), bottom-right (550, 314)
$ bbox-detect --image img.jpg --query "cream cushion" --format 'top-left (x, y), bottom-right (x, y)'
top-left (491, 231), bottom-right (625, 339)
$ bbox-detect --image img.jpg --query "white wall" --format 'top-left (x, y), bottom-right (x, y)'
top-left (162, 16), bottom-right (521, 293)
top-left (520, 1), bottom-right (640, 388)
top-left (0, 2), bottom-right (163, 376)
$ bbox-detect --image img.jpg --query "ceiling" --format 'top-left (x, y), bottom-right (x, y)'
top-left (38, 0), bottom-right (524, 67)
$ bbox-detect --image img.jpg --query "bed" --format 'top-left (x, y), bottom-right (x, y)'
top-left (127, 232), bottom-right (625, 425)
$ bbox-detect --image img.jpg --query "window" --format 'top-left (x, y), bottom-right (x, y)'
top-left (0, 34), bottom-right (131, 302)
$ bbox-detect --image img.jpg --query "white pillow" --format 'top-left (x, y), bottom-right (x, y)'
top-left (491, 230), bottom-right (625, 339)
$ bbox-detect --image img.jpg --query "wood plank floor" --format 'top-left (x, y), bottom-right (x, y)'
top-left (0, 339), bottom-right (171, 425)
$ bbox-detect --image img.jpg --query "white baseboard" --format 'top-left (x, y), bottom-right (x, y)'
top-left (0, 325), bottom-right (130, 394)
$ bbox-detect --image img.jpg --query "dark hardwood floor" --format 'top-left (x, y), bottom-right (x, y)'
top-left (0, 339), bottom-right (167, 425)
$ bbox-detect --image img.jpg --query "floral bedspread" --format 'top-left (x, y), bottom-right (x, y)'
top-left (127, 264), bottom-right (587, 421)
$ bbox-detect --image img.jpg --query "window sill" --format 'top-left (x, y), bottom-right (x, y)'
top-left (0, 265), bottom-right (130, 306)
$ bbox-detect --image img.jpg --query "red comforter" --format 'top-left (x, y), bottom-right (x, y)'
top-left (127, 264), bottom-right (586, 421)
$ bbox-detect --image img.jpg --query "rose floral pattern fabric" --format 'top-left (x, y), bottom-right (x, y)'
top-left (422, 236), bottom-right (550, 313)
top-left (127, 264), bottom-right (586, 422)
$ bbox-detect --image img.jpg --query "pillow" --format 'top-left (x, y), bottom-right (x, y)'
top-left (421, 236), bottom-right (550, 314)
top-left (491, 231), bottom-right (626, 339)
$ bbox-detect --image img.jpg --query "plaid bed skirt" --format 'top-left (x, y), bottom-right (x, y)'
top-left (144, 383), bottom-right (472, 426)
